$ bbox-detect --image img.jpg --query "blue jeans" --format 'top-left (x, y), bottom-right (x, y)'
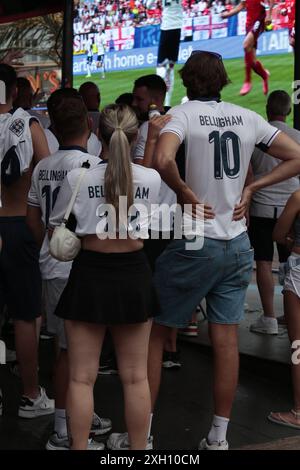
top-left (154, 232), bottom-right (254, 327)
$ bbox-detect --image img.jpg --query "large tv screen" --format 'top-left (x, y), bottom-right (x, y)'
top-left (72, 1), bottom-right (295, 124)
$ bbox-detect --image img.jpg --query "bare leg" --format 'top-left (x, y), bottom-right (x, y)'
top-left (164, 328), bottom-right (178, 353)
top-left (242, 32), bottom-right (256, 88)
top-left (53, 349), bottom-right (69, 409)
top-left (14, 319), bottom-right (40, 398)
top-left (191, 311), bottom-right (198, 323)
top-left (286, 292), bottom-right (300, 410)
top-left (36, 316), bottom-right (42, 343)
top-left (256, 261), bottom-right (275, 318)
top-left (65, 320), bottom-right (106, 450)
top-left (148, 323), bottom-right (169, 411)
top-left (209, 323), bottom-right (239, 418)
top-left (269, 291), bottom-right (300, 425)
top-left (111, 320), bottom-right (152, 450)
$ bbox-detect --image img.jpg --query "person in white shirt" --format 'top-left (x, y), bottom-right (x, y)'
top-left (49, 104), bottom-right (161, 450)
top-left (147, 0), bottom-right (183, 107)
top-left (85, 38), bottom-right (94, 77)
top-left (27, 91), bottom-right (110, 450)
top-left (149, 51), bottom-right (300, 450)
top-left (198, 0), bottom-right (208, 13)
top-left (0, 64), bottom-right (54, 419)
top-left (96, 28), bottom-right (107, 79)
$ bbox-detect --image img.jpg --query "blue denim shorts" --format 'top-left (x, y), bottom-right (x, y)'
top-left (154, 232), bottom-right (254, 327)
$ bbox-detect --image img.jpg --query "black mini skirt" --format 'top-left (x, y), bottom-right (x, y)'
top-left (55, 249), bottom-right (159, 325)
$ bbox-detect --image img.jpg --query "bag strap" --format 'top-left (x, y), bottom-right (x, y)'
top-left (62, 167), bottom-right (87, 225)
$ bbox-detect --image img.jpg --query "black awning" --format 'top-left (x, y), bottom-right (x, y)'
top-left (0, 0), bottom-right (64, 24)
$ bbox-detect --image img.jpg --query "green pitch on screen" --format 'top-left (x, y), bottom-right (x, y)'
top-left (74, 53), bottom-right (294, 126)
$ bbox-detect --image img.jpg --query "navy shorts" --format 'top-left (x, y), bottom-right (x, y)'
top-left (248, 216), bottom-right (289, 263)
top-left (0, 217), bottom-right (42, 321)
top-left (154, 232), bottom-right (254, 328)
top-left (157, 29), bottom-right (181, 65)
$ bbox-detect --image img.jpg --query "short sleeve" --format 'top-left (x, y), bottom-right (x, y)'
top-left (253, 112), bottom-right (281, 151)
top-left (133, 122), bottom-right (149, 160)
top-left (27, 165), bottom-right (40, 208)
top-left (159, 107), bottom-right (189, 144)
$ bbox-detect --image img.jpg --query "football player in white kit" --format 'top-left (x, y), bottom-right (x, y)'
top-left (27, 92), bottom-right (111, 450)
top-left (147, 0), bottom-right (183, 107)
top-left (86, 38), bottom-right (94, 78)
top-left (96, 28), bottom-right (107, 79)
top-left (150, 51), bottom-right (300, 450)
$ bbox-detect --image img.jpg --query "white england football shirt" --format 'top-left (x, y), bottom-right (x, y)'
top-left (0, 108), bottom-right (37, 206)
top-left (0, 108), bottom-right (36, 179)
top-left (50, 163), bottom-right (161, 239)
top-left (28, 148), bottom-right (100, 279)
top-left (147, 0), bottom-right (182, 30)
top-left (97, 32), bottom-right (107, 55)
top-left (160, 100), bottom-right (280, 240)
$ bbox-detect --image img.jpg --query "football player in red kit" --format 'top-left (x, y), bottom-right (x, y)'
top-left (281, 0), bottom-right (295, 49)
top-left (222, 1), bottom-right (274, 96)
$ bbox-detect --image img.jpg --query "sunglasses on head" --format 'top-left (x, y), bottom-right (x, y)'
top-left (190, 50), bottom-right (222, 60)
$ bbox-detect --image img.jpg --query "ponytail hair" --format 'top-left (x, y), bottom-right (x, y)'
top-left (99, 104), bottom-right (138, 212)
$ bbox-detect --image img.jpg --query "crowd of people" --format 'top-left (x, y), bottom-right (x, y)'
top-left (73, 0), bottom-right (236, 32)
top-left (1, 42), bottom-right (300, 452)
top-left (74, 0), bottom-right (294, 32)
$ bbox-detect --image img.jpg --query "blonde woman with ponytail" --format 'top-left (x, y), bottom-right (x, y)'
top-left (50, 104), bottom-right (161, 450)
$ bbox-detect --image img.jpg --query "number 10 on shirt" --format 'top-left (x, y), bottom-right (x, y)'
top-left (209, 131), bottom-right (241, 180)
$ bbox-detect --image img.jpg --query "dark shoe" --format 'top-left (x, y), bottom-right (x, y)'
top-left (162, 351), bottom-right (181, 369)
top-left (40, 328), bottom-right (55, 340)
top-left (98, 359), bottom-right (118, 375)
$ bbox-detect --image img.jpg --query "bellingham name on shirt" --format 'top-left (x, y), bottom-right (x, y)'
top-left (88, 185), bottom-right (150, 199)
top-left (38, 169), bottom-right (68, 182)
top-left (199, 115), bottom-right (244, 127)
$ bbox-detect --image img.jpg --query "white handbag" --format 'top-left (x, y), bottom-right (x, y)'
top-left (49, 168), bottom-right (87, 262)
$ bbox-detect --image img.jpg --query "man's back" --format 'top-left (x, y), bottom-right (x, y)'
top-left (28, 148), bottom-right (100, 281)
top-left (162, 100), bottom-right (279, 239)
top-left (0, 108), bottom-right (49, 216)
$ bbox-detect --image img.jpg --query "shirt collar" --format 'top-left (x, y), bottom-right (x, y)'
top-left (59, 145), bottom-right (88, 153)
top-left (192, 96), bottom-right (221, 102)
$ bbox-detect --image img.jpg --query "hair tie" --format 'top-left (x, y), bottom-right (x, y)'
top-left (115, 126), bottom-right (122, 131)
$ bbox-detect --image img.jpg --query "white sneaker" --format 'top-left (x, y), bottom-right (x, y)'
top-left (87, 438), bottom-right (105, 450)
top-left (250, 315), bottom-right (278, 335)
top-left (46, 433), bottom-right (105, 450)
top-left (46, 432), bottom-right (69, 450)
top-left (107, 432), bottom-right (153, 450)
top-left (198, 438), bottom-right (229, 450)
top-left (18, 387), bottom-right (55, 418)
top-left (91, 413), bottom-right (112, 435)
